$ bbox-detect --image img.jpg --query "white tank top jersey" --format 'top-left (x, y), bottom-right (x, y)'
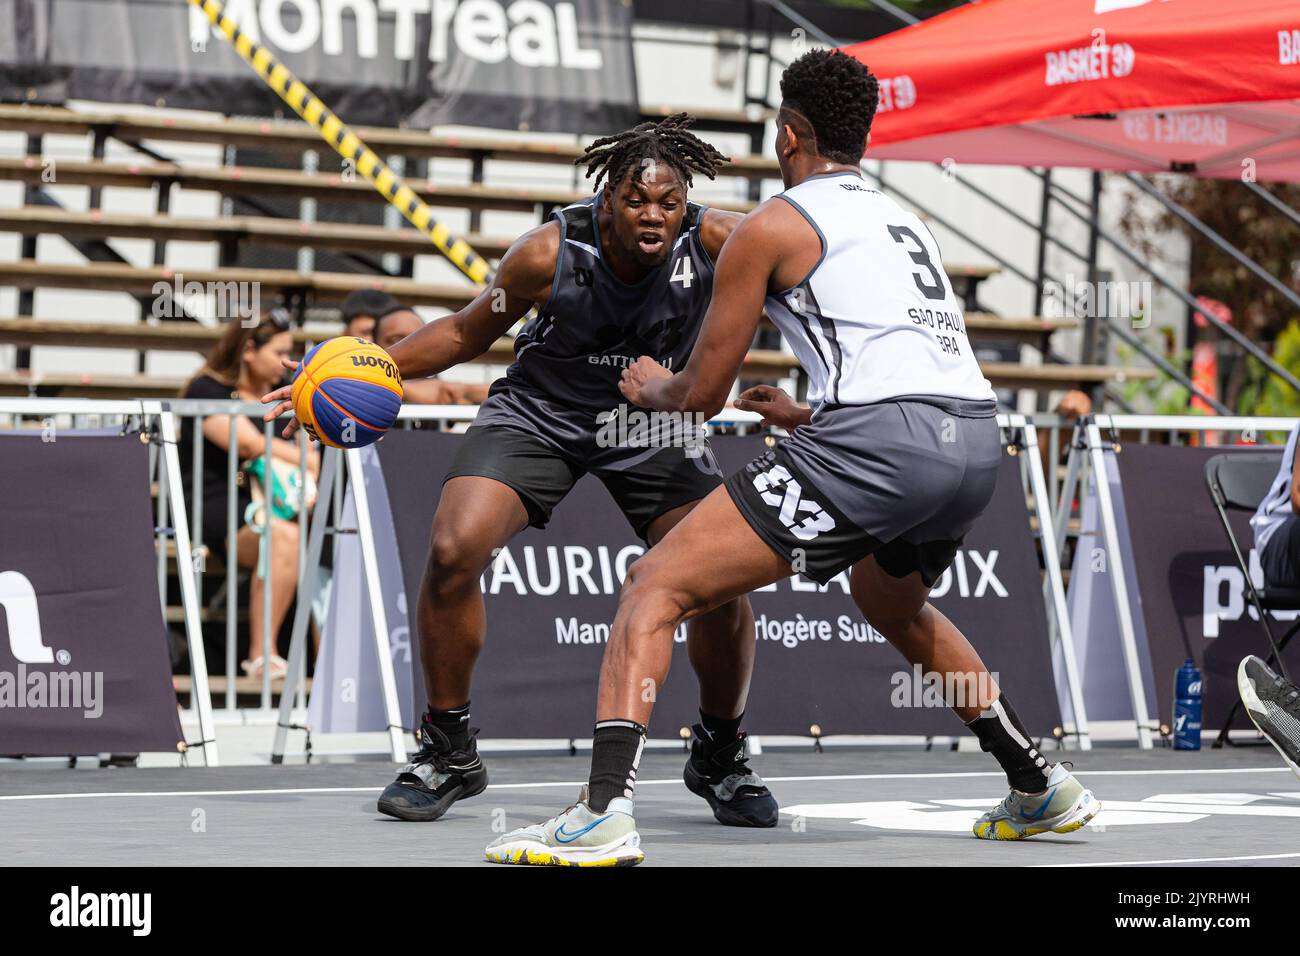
top-left (763, 171), bottom-right (997, 408)
top-left (1251, 422), bottom-right (1300, 555)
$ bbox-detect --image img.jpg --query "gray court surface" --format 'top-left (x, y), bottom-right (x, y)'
top-left (2, 747), bottom-right (1298, 866)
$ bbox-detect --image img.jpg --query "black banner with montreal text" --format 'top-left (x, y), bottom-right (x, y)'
top-left (378, 430), bottom-right (1062, 738)
top-left (0, 0), bottom-right (639, 135)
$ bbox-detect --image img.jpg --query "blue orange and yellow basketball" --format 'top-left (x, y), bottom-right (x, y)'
top-left (291, 337), bottom-right (403, 448)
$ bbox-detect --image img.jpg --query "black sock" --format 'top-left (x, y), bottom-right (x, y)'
top-left (698, 710), bottom-right (743, 749)
top-left (587, 720), bottom-right (647, 812)
top-left (965, 694), bottom-right (1052, 793)
top-left (425, 702), bottom-right (471, 751)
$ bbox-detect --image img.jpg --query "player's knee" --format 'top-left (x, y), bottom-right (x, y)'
top-left (620, 554), bottom-right (660, 597)
top-left (851, 570), bottom-right (925, 638)
top-left (864, 603), bottom-right (926, 642)
top-left (426, 527), bottom-right (491, 594)
top-left (621, 558), bottom-right (693, 629)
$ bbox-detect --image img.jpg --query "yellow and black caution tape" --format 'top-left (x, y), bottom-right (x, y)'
top-left (187, 0), bottom-right (492, 287)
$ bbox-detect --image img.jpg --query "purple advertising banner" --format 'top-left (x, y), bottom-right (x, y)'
top-left (1115, 444), bottom-right (1300, 729)
top-left (378, 430), bottom-right (1062, 739)
top-left (0, 432), bottom-right (183, 755)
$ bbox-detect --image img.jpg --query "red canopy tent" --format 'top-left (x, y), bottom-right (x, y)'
top-left (841, 0), bottom-right (1300, 181)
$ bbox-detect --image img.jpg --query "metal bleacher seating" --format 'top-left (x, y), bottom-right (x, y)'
top-left (0, 102), bottom-right (1148, 400)
top-left (0, 101), bottom-right (1155, 700)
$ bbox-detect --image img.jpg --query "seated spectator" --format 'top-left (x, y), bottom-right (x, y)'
top-left (1238, 425), bottom-right (1300, 779)
top-left (340, 289), bottom-right (403, 342)
top-left (372, 307), bottom-right (491, 405)
top-left (178, 312), bottom-right (319, 680)
top-left (1252, 422), bottom-right (1300, 589)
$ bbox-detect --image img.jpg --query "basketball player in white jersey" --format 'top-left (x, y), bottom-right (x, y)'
top-left (485, 49), bottom-right (1099, 866)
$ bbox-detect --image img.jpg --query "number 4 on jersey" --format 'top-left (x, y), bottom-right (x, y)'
top-left (670, 256), bottom-right (694, 288)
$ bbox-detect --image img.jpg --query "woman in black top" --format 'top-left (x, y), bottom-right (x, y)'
top-left (179, 314), bottom-right (318, 680)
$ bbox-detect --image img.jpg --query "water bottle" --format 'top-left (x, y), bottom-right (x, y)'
top-left (1173, 659), bottom-right (1202, 751)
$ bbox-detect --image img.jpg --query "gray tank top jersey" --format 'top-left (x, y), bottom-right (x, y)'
top-left (1252, 422), bottom-right (1300, 554)
top-left (476, 191), bottom-right (716, 449)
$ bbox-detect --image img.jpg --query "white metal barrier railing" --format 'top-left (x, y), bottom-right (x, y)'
top-left (272, 404), bottom-right (782, 762)
top-left (264, 409), bottom-right (1091, 761)
top-left (1, 398), bottom-right (1100, 761)
top-left (169, 399), bottom-right (312, 714)
top-left (0, 400), bottom-right (781, 729)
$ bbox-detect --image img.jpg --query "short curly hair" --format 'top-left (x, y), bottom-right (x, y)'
top-left (779, 49), bottom-right (879, 165)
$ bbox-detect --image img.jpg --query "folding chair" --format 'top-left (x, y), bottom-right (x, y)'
top-left (1205, 452), bottom-right (1300, 747)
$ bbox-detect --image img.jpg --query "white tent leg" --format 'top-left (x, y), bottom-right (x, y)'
top-left (347, 448), bottom-right (407, 762)
top-left (152, 402), bottom-right (220, 767)
top-left (1021, 419), bottom-right (1091, 750)
top-left (1053, 424), bottom-right (1084, 564)
top-left (1086, 421), bottom-right (1153, 748)
top-left (271, 447), bottom-right (339, 764)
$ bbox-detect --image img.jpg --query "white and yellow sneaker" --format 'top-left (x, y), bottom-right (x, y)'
top-left (485, 787), bottom-right (644, 867)
top-left (973, 763), bottom-right (1100, 840)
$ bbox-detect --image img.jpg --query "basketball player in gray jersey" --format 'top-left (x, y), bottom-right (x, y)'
top-left (490, 51), bottom-right (1099, 866)
top-left (265, 114), bottom-right (778, 830)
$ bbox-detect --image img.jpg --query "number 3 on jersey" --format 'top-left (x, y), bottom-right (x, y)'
top-left (670, 256), bottom-right (694, 288)
top-left (887, 224), bottom-right (946, 301)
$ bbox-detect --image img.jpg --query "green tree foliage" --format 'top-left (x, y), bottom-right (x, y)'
top-left (1119, 176), bottom-right (1300, 411)
top-left (1116, 341), bottom-right (1206, 417)
top-left (1237, 320), bottom-right (1300, 441)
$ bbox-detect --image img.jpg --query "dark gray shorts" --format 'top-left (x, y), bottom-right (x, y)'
top-left (725, 396), bottom-right (1002, 585)
top-left (1262, 515), bottom-right (1300, 588)
top-left (446, 423), bottom-right (724, 540)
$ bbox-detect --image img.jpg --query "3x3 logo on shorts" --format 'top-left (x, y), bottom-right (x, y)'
top-left (752, 462), bottom-right (836, 541)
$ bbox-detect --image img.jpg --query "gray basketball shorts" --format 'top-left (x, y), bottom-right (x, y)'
top-left (445, 425), bottom-right (724, 541)
top-left (452, 384), bottom-right (726, 539)
top-left (724, 396), bottom-right (1002, 585)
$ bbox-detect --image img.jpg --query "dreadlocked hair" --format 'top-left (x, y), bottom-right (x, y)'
top-left (575, 112), bottom-right (729, 193)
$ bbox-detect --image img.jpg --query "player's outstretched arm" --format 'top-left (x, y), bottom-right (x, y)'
top-left (698, 208), bottom-right (744, 262)
top-left (620, 206), bottom-right (779, 416)
top-left (260, 224), bottom-right (557, 429)
top-left (386, 222), bottom-right (559, 379)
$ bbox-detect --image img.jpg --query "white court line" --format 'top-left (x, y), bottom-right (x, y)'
top-left (759, 767), bottom-right (1294, 782)
top-left (0, 765), bottom-right (1290, 803)
top-left (1038, 852), bottom-right (1300, 867)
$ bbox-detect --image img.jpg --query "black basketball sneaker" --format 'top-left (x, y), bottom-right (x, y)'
top-left (377, 724), bottom-right (489, 822)
top-left (1238, 655), bottom-right (1300, 779)
top-left (683, 725), bottom-right (779, 828)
